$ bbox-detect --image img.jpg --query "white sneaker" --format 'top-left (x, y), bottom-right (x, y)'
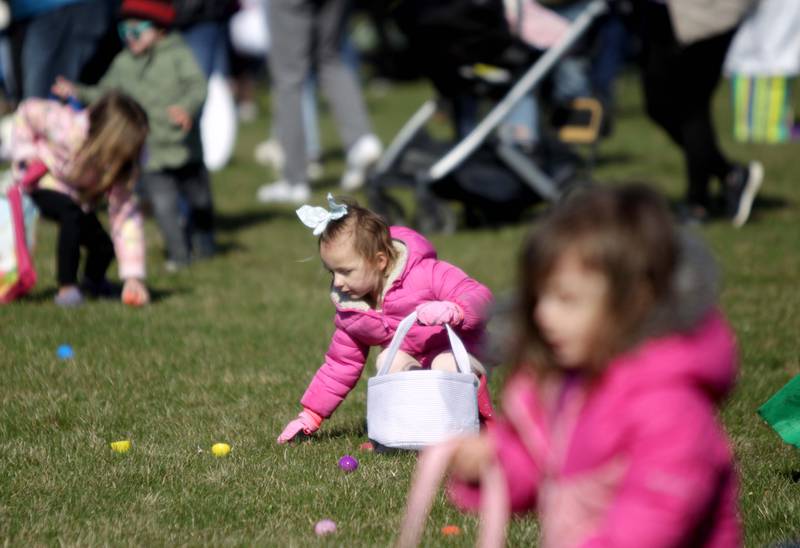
top-left (256, 180), bottom-right (311, 204)
top-left (341, 134), bottom-right (382, 191)
top-left (307, 160), bottom-right (324, 182)
top-left (256, 139), bottom-right (324, 181)
top-left (254, 139), bottom-right (285, 170)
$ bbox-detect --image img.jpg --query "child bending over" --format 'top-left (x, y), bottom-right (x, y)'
top-left (278, 195), bottom-right (495, 444)
top-left (12, 92), bottom-right (149, 307)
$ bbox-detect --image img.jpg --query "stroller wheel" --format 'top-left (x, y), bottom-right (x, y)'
top-left (367, 186), bottom-right (407, 226)
top-left (413, 195), bottom-right (457, 235)
top-left (557, 176), bottom-right (594, 202)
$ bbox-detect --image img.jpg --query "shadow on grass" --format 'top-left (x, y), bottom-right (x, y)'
top-left (313, 421), bottom-right (422, 457)
top-left (753, 193), bottom-right (791, 213)
top-left (594, 151), bottom-right (636, 167)
top-left (22, 285), bottom-right (185, 305)
top-left (314, 422), bottom-right (367, 441)
top-left (664, 191), bottom-right (790, 226)
top-left (147, 286), bottom-right (186, 304)
top-left (207, 240), bottom-right (245, 256)
top-left (779, 469), bottom-right (800, 483)
top-left (215, 207), bottom-right (298, 232)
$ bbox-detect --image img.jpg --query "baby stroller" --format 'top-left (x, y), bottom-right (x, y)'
top-left (366, 0), bottom-right (608, 232)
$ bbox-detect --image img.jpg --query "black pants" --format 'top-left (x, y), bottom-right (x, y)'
top-left (139, 163), bottom-right (215, 264)
top-left (639, 3), bottom-right (736, 207)
top-left (31, 189), bottom-right (114, 286)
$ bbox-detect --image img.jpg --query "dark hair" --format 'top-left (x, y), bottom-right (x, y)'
top-left (319, 198), bottom-right (398, 270)
top-left (512, 184), bottom-right (678, 375)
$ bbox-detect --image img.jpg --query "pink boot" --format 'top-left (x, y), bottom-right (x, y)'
top-left (478, 374), bottom-right (494, 423)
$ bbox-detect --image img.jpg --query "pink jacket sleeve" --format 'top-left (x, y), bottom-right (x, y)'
top-left (300, 325), bottom-right (369, 418)
top-left (11, 99), bottom-right (85, 182)
top-left (449, 419), bottom-right (541, 514)
top-left (428, 260), bottom-right (493, 332)
top-left (107, 183), bottom-right (145, 280)
top-left (581, 389), bottom-right (737, 548)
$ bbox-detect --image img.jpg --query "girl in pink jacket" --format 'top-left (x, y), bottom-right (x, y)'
top-left (12, 92), bottom-right (149, 307)
top-left (438, 185), bottom-right (741, 547)
top-left (278, 194), bottom-right (494, 444)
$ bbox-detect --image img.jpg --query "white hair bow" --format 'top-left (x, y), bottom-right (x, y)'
top-left (296, 193), bottom-right (349, 236)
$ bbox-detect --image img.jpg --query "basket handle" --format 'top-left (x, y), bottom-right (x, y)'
top-left (396, 439), bottom-right (509, 548)
top-left (377, 312), bottom-right (473, 376)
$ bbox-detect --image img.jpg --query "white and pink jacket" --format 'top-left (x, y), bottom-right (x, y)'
top-left (450, 236), bottom-right (742, 547)
top-left (300, 226), bottom-right (494, 418)
top-left (11, 98), bottom-right (145, 280)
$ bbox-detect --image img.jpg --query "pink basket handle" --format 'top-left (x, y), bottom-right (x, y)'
top-left (19, 160), bottom-right (48, 191)
top-left (396, 439), bottom-right (509, 548)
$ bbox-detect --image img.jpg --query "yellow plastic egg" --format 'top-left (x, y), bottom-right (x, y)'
top-left (110, 440), bottom-right (131, 453)
top-left (211, 443), bottom-right (231, 457)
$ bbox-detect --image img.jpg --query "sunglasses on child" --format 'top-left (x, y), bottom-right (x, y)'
top-left (118, 20), bottom-right (153, 41)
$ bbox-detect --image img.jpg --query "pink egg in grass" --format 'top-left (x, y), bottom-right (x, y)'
top-left (314, 519), bottom-right (337, 536)
top-left (338, 454), bottom-right (359, 472)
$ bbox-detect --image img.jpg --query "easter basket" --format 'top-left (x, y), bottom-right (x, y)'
top-left (0, 183), bottom-right (38, 303)
top-left (367, 312), bottom-right (480, 451)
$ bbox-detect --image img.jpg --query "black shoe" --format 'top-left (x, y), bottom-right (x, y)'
top-left (191, 231), bottom-right (217, 260)
top-left (724, 161), bottom-right (763, 227)
top-left (80, 277), bottom-right (119, 299)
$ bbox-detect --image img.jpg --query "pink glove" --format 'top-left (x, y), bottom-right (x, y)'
top-left (416, 301), bottom-right (464, 326)
top-left (277, 408), bottom-right (323, 444)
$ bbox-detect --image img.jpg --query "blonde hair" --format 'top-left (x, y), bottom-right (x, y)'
top-left (70, 91), bottom-right (148, 199)
top-left (512, 184), bottom-right (678, 376)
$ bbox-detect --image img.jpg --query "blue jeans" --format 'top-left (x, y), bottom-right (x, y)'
top-left (21, 0), bottom-right (111, 98)
top-left (181, 21), bottom-right (231, 78)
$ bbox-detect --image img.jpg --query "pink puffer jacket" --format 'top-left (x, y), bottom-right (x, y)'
top-left (451, 310), bottom-right (741, 547)
top-left (300, 226), bottom-right (494, 418)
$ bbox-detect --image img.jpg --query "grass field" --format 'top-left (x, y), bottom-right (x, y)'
top-left (2, 74), bottom-right (799, 546)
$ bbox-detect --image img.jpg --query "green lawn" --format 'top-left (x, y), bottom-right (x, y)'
top-left (2, 75), bottom-right (799, 546)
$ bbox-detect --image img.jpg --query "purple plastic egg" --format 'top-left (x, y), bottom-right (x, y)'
top-left (338, 454), bottom-right (359, 472)
top-left (314, 519), bottom-right (337, 536)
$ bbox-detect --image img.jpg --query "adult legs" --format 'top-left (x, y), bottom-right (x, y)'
top-left (21, 1), bottom-right (110, 98)
top-left (182, 21), bottom-right (231, 78)
top-left (680, 31), bottom-right (737, 205)
top-left (640, 3), bottom-right (736, 210)
top-left (268, 0), bottom-right (313, 186)
top-left (315, 0), bottom-right (372, 149)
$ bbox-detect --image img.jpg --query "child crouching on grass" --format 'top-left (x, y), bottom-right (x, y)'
top-left (12, 92), bottom-right (150, 307)
top-left (400, 184), bottom-right (741, 547)
top-left (277, 194), bottom-right (495, 444)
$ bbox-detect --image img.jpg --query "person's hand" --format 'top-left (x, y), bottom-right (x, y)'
top-left (51, 76), bottom-right (76, 99)
top-left (122, 278), bottom-right (149, 307)
top-left (449, 434), bottom-right (493, 484)
top-left (167, 105), bottom-right (192, 132)
top-left (416, 301), bottom-right (464, 326)
top-left (277, 408), bottom-right (323, 444)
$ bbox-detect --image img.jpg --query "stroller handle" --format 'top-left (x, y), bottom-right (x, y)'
top-left (425, 0), bottom-right (608, 184)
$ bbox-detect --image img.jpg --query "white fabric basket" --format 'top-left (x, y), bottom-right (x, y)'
top-left (367, 312), bottom-right (480, 450)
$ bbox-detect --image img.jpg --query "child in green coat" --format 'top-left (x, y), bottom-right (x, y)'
top-left (52, 0), bottom-right (216, 271)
